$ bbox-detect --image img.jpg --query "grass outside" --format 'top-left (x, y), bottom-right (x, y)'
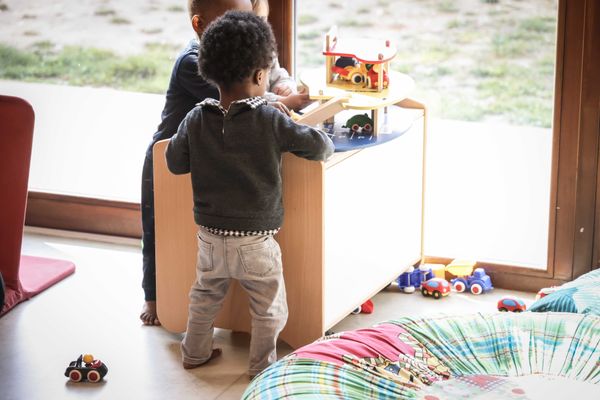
top-left (0, 42), bottom-right (176, 94)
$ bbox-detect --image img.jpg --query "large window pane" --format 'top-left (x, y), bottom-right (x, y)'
top-left (297, 0), bottom-right (558, 267)
top-left (0, 2), bottom-right (190, 202)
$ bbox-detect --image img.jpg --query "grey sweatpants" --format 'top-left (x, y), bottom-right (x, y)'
top-left (181, 227), bottom-right (288, 375)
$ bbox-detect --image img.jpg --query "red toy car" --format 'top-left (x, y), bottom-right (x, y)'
top-left (421, 278), bottom-right (451, 299)
top-left (497, 296), bottom-right (527, 312)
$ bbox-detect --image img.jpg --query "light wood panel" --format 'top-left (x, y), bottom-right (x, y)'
top-left (153, 140), bottom-right (327, 347)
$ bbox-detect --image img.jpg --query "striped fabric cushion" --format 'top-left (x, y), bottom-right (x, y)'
top-left (529, 268), bottom-right (600, 315)
top-left (242, 313), bottom-right (600, 399)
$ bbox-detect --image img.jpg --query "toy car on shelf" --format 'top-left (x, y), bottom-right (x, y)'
top-left (64, 354), bottom-right (108, 383)
top-left (450, 267), bottom-right (493, 295)
top-left (497, 296), bottom-right (527, 312)
top-left (421, 278), bottom-right (451, 299)
top-left (331, 56), bottom-right (389, 90)
top-left (344, 113), bottom-right (373, 134)
top-left (396, 265), bottom-right (434, 293)
top-left (323, 26), bottom-right (396, 93)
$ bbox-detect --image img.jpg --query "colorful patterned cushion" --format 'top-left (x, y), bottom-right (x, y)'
top-left (242, 313), bottom-right (600, 399)
top-left (529, 268), bottom-right (600, 315)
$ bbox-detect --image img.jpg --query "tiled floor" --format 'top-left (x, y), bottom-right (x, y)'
top-left (0, 229), bottom-right (537, 400)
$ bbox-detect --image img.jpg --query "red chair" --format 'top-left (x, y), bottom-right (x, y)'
top-left (0, 95), bottom-right (75, 316)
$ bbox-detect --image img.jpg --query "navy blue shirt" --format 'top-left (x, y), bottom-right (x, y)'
top-left (151, 39), bottom-right (219, 146)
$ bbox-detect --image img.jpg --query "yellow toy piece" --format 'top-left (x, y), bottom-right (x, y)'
top-left (445, 259), bottom-right (477, 277)
top-left (421, 263), bottom-right (446, 279)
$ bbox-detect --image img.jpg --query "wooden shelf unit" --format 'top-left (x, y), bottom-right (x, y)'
top-left (153, 98), bottom-right (426, 348)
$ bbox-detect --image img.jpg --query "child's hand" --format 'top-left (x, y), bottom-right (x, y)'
top-left (268, 101), bottom-right (291, 116)
top-left (279, 92), bottom-right (311, 111)
top-left (272, 84), bottom-right (293, 97)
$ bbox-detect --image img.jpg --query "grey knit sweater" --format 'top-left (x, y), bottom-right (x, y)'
top-left (166, 97), bottom-right (334, 231)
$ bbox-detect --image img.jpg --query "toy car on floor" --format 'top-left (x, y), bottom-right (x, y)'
top-left (535, 286), bottom-right (559, 300)
top-left (396, 265), bottom-right (434, 293)
top-left (450, 267), bottom-right (493, 295)
top-left (65, 354), bottom-right (108, 382)
top-left (421, 278), bottom-right (451, 299)
top-left (497, 296), bottom-right (527, 312)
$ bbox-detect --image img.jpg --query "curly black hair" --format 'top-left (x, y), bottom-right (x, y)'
top-left (198, 10), bottom-right (276, 90)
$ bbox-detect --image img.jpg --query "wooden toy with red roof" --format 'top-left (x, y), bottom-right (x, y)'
top-left (300, 26), bottom-right (416, 142)
top-left (324, 26), bottom-right (395, 93)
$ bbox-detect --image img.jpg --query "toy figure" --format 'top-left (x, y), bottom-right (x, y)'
top-left (64, 354), bottom-right (108, 382)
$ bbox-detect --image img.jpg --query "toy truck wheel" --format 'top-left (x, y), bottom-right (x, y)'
top-left (470, 283), bottom-right (483, 295)
top-left (514, 309), bottom-right (523, 313)
top-left (69, 370), bottom-right (82, 382)
top-left (433, 291), bottom-right (441, 300)
top-left (403, 286), bottom-right (416, 294)
top-left (87, 370), bottom-right (102, 383)
top-left (350, 72), bottom-right (363, 85)
top-left (453, 281), bottom-right (466, 293)
top-left (421, 287), bottom-right (428, 297)
top-left (351, 306), bottom-right (361, 314)
top-left (499, 307), bottom-right (507, 312)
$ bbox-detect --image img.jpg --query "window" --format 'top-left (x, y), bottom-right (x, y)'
top-left (0, 2), bottom-right (194, 236)
top-left (296, 0), bottom-right (558, 268)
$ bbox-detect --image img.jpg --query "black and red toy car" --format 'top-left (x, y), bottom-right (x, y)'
top-left (64, 354), bottom-right (108, 382)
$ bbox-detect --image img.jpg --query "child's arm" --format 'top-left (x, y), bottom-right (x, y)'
top-left (165, 113), bottom-right (193, 175)
top-left (269, 58), bottom-right (297, 96)
top-left (272, 110), bottom-right (334, 161)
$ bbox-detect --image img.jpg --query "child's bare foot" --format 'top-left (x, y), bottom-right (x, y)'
top-left (183, 348), bottom-right (222, 369)
top-left (140, 301), bottom-right (161, 326)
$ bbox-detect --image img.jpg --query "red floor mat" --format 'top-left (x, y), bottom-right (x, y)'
top-left (1, 255), bottom-right (75, 316)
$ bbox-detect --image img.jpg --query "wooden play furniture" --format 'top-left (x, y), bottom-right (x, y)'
top-left (153, 96), bottom-right (426, 348)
